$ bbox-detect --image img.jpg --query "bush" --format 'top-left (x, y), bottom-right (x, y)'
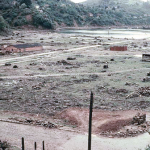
top-left (0, 140), bottom-right (10, 150)
top-left (0, 16), bottom-right (8, 31)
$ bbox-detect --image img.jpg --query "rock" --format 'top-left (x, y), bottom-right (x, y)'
top-left (103, 65), bottom-right (108, 69)
top-left (116, 89), bottom-right (128, 93)
top-left (142, 77), bottom-right (150, 82)
top-left (67, 57), bottom-right (76, 60)
top-left (5, 63), bottom-right (11, 66)
top-left (110, 58), bottom-right (114, 61)
top-left (101, 70), bottom-right (106, 72)
top-left (125, 82), bottom-right (131, 86)
top-left (40, 38), bottom-right (44, 40)
top-left (126, 92), bottom-right (139, 99)
top-left (38, 67), bottom-right (45, 71)
top-left (57, 60), bottom-right (71, 65)
top-left (13, 65), bottom-right (18, 68)
top-left (30, 62), bottom-right (37, 66)
top-left (147, 72), bottom-right (150, 76)
top-left (32, 86), bottom-right (41, 90)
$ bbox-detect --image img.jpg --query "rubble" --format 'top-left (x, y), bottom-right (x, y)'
top-left (142, 77), bottom-right (150, 82)
top-left (5, 63), bottom-right (11, 66)
top-left (57, 60), bottom-right (71, 65)
top-left (147, 72), bottom-right (150, 76)
top-left (126, 92), bottom-right (139, 99)
top-left (9, 118), bottom-right (57, 129)
top-left (32, 85), bottom-right (41, 90)
top-left (138, 87), bottom-right (150, 96)
top-left (132, 113), bottom-right (146, 125)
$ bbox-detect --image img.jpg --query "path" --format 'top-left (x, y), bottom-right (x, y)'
top-left (0, 39), bottom-right (132, 66)
top-left (0, 121), bottom-right (150, 150)
top-left (0, 67), bottom-right (149, 79)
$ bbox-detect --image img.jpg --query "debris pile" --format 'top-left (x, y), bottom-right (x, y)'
top-left (126, 87), bottom-right (150, 98)
top-left (138, 87), bottom-right (150, 97)
top-left (132, 113), bottom-right (146, 125)
top-left (100, 113), bottom-right (149, 138)
top-left (142, 77), bottom-right (150, 82)
top-left (9, 118), bottom-right (57, 129)
top-left (57, 60), bottom-right (71, 65)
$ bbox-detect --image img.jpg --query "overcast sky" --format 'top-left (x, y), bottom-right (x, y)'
top-left (71, 0), bottom-right (148, 3)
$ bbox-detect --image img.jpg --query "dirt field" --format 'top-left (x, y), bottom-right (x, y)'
top-left (0, 29), bottom-right (150, 149)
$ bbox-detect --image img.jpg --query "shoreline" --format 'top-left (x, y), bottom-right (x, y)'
top-left (55, 25), bottom-right (147, 31)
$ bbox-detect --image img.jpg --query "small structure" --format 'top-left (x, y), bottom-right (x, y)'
top-left (110, 46), bottom-right (127, 51)
top-left (142, 54), bottom-right (150, 62)
top-left (4, 43), bottom-right (43, 53)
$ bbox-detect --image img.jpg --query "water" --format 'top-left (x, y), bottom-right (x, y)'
top-left (60, 28), bottom-right (150, 39)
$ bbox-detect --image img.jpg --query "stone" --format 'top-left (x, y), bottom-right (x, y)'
top-left (13, 65), bottom-right (18, 68)
top-left (103, 64), bottom-right (108, 69)
top-left (147, 72), bottom-right (150, 76)
top-left (67, 57), bottom-right (76, 60)
top-left (110, 58), bottom-right (114, 61)
top-left (5, 63), bottom-right (11, 66)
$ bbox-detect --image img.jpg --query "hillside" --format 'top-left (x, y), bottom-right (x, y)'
top-left (0, 0), bottom-right (150, 31)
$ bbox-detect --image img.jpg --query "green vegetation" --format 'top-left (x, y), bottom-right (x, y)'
top-left (0, 0), bottom-right (150, 29)
top-left (0, 140), bottom-right (10, 150)
top-left (145, 146), bottom-right (150, 150)
top-left (0, 15), bottom-right (8, 31)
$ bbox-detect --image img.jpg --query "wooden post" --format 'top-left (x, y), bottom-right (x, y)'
top-left (34, 142), bottom-right (37, 150)
top-left (42, 141), bottom-right (45, 150)
top-left (88, 92), bottom-right (94, 150)
top-left (22, 137), bottom-right (25, 150)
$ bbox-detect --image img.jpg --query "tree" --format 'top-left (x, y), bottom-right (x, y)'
top-left (21, 0), bottom-right (32, 7)
top-left (0, 16), bottom-right (8, 31)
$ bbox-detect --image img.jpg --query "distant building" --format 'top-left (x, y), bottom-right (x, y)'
top-left (110, 46), bottom-right (127, 51)
top-left (4, 43), bottom-right (43, 53)
top-left (142, 54), bottom-right (150, 62)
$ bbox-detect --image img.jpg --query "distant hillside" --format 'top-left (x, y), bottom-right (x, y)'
top-left (0, 0), bottom-right (150, 30)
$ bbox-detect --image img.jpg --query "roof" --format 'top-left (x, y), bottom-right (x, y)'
top-left (10, 43), bottom-right (42, 49)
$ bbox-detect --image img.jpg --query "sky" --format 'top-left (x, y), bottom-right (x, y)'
top-left (71, 0), bottom-right (148, 3)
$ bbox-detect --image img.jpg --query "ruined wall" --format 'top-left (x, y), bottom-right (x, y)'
top-left (142, 54), bottom-right (150, 62)
top-left (5, 46), bottom-right (24, 53)
top-left (110, 46), bottom-right (127, 51)
top-left (25, 46), bottom-right (43, 52)
top-left (4, 45), bottom-right (43, 53)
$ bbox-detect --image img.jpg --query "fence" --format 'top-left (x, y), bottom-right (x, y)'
top-left (21, 137), bottom-right (45, 150)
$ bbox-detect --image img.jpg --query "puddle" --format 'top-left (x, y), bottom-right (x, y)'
top-left (59, 133), bottom-right (150, 150)
top-left (134, 54), bottom-right (142, 58)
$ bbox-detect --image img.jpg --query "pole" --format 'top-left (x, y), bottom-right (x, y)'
top-left (22, 137), bottom-right (25, 150)
top-left (88, 92), bottom-right (94, 150)
top-left (42, 141), bottom-right (45, 150)
top-left (34, 142), bottom-right (37, 150)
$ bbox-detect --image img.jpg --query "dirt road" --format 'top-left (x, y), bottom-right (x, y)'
top-left (0, 39), bottom-right (133, 66)
top-left (0, 121), bottom-right (150, 150)
top-left (0, 67), bottom-right (149, 79)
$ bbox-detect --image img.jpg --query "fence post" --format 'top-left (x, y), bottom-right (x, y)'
top-left (22, 137), bottom-right (25, 150)
top-left (42, 141), bottom-right (45, 150)
top-left (34, 142), bottom-right (37, 150)
top-left (88, 92), bottom-right (94, 150)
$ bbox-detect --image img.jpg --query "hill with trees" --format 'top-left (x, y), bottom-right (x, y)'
top-left (0, 0), bottom-right (150, 31)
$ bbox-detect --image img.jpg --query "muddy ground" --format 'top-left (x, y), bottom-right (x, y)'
top-left (0, 29), bottom-right (150, 149)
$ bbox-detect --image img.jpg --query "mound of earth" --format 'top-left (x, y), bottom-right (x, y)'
top-left (56, 108), bottom-right (150, 138)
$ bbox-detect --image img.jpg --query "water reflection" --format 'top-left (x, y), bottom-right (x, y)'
top-left (60, 29), bottom-right (150, 39)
